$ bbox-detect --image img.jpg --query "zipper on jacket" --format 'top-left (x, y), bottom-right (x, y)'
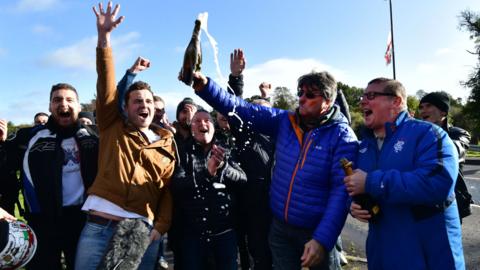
top-left (284, 131), bottom-right (313, 222)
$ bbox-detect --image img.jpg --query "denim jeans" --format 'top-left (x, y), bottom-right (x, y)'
top-left (178, 229), bottom-right (238, 270)
top-left (74, 220), bottom-right (160, 270)
top-left (269, 218), bottom-right (332, 270)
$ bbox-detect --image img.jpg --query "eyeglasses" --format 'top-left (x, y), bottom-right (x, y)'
top-left (297, 89), bottom-right (324, 99)
top-left (361, 92), bottom-right (397, 100)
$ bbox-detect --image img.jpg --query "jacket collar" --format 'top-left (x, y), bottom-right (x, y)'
top-left (362, 110), bottom-right (410, 140)
top-left (46, 116), bottom-right (81, 139)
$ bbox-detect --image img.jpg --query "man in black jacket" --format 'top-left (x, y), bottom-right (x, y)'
top-left (419, 91), bottom-right (473, 222)
top-left (0, 83), bottom-right (98, 270)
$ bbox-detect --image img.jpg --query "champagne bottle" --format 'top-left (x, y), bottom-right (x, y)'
top-left (179, 19), bottom-right (202, 86)
top-left (340, 158), bottom-right (381, 222)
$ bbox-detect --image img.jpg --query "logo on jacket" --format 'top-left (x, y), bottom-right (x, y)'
top-left (359, 147), bottom-right (367, 154)
top-left (314, 145), bottom-right (322, 150)
top-left (393, 140), bottom-right (405, 153)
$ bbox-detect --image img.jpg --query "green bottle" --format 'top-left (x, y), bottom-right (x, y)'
top-left (340, 158), bottom-right (381, 222)
top-left (180, 19), bottom-right (202, 86)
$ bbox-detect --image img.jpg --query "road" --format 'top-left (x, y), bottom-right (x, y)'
top-left (464, 163), bottom-right (480, 204)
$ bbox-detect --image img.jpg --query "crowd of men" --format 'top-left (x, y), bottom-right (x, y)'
top-left (0, 1), bottom-right (472, 270)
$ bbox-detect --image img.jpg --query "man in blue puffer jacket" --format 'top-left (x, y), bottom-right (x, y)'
top-left (345, 78), bottom-right (464, 269)
top-left (185, 71), bottom-right (358, 269)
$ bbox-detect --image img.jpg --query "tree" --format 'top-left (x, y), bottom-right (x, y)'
top-left (272, 86), bottom-right (297, 111)
top-left (81, 98), bottom-right (96, 112)
top-left (6, 121), bottom-right (31, 136)
top-left (337, 81), bottom-right (364, 136)
top-left (407, 95), bottom-right (419, 117)
top-left (459, 10), bottom-right (480, 143)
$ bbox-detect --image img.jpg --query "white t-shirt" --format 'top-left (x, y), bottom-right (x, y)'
top-left (61, 137), bottom-right (85, 206)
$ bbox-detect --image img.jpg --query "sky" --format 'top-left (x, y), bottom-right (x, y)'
top-left (0, 0), bottom-right (478, 125)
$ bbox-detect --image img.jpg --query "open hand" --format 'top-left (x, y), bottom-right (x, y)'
top-left (230, 49), bottom-right (246, 76)
top-left (93, 1), bottom-right (124, 34)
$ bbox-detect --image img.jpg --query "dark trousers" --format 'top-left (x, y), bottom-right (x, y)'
top-left (269, 218), bottom-right (330, 270)
top-left (26, 205), bottom-right (85, 270)
top-left (178, 229), bottom-right (238, 270)
top-left (235, 182), bottom-right (272, 270)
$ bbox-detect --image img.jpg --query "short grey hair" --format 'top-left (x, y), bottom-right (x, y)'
top-left (297, 71), bottom-right (337, 102)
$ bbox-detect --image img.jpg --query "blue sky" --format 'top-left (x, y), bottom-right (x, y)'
top-left (0, 0), bottom-right (478, 124)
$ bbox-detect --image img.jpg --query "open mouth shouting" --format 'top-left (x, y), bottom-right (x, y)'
top-left (363, 109), bottom-right (373, 118)
top-left (138, 111), bottom-right (149, 120)
top-left (58, 111), bottom-right (72, 119)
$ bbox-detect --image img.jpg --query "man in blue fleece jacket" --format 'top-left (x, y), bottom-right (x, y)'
top-left (345, 78), bottom-right (464, 269)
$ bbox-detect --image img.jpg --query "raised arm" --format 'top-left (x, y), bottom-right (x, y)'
top-left (93, 1), bottom-right (124, 130)
top-left (228, 49), bottom-right (246, 97)
top-left (117, 57), bottom-right (151, 117)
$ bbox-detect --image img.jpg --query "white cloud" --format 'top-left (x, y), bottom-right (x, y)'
top-left (39, 32), bottom-right (141, 71)
top-left (32, 24), bottom-right (53, 35)
top-left (15, 0), bottom-right (59, 12)
top-left (236, 58), bottom-right (347, 99)
top-left (401, 40), bottom-right (476, 101)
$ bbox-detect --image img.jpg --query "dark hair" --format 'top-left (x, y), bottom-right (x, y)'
top-left (124, 81), bottom-right (153, 105)
top-left (176, 97), bottom-right (198, 120)
top-left (192, 108), bottom-right (213, 122)
top-left (50, 83), bottom-right (78, 101)
top-left (33, 112), bottom-right (49, 120)
top-left (297, 71), bottom-right (337, 102)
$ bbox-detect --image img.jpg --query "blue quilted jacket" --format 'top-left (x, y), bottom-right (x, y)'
top-left (197, 78), bottom-right (358, 250)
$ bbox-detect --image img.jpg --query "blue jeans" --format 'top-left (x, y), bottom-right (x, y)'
top-left (178, 229), bottom-right (238, 270)
top-left (269, 218), bottom-right (331, 270)
top-left (74, 220), bottom-right (160, 270)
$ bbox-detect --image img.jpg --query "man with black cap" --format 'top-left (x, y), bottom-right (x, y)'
top-left (419, 91), bottom-right (473, 221)
top-left (173, 97), bottom-right (198, 146)
top-left (78, 111), bottom-right (95, 126)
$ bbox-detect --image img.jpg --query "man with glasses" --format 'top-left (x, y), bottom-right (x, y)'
top-left (344, 78), bottom-right (464, 269)
top-left (185, 71), bottom-right (358, 269)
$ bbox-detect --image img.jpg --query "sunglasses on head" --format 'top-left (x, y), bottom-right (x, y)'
top-left (297, 89), bottom-right (324, 99)
top-left (361, 91), bottom-right (397, 100)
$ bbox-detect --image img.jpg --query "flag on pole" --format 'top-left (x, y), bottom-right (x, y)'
top-left (385, 31), bottom-right (392, 65)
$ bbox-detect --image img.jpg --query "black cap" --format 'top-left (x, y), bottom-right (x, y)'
top-left (420, 92), bottom-right (450, 113)
top-left (176, 97), bottom-right (197, 120)
top-left (78, 111), bottom-right (95, 124)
